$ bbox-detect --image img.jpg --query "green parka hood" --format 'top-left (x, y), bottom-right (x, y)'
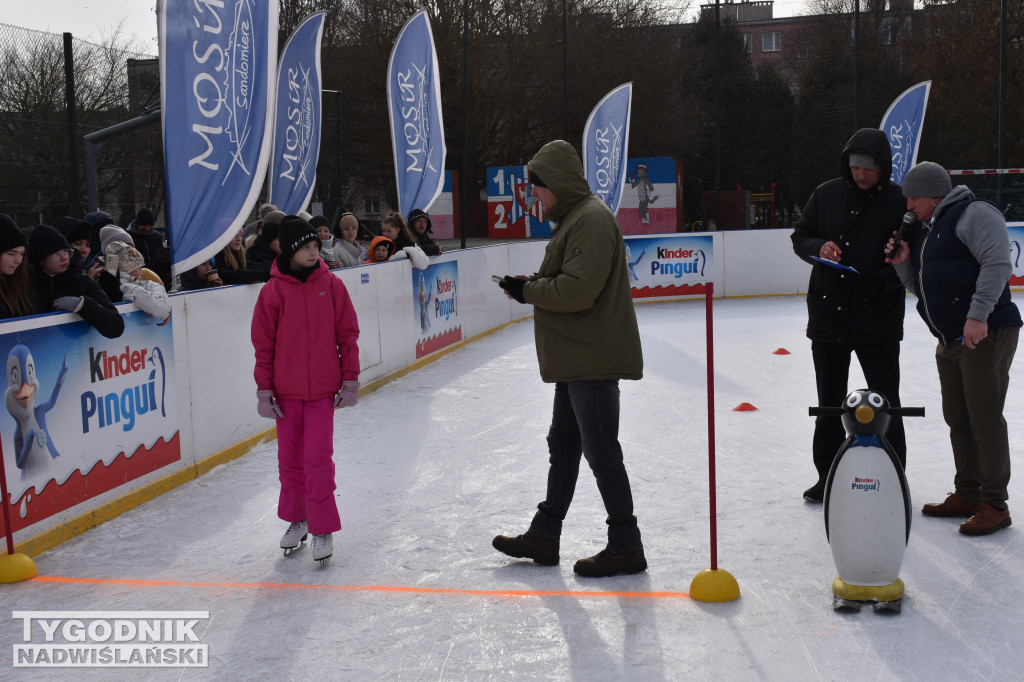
top-left (527, 140), bottom-right (593, 224)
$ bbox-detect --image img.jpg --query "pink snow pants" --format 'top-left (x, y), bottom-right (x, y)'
top-left (274, 396), bottom-right (341, 535)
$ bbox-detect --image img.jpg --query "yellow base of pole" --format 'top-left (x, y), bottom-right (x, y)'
top-left (0, 553), bottom-right (38, 583)
top-left (689, 568), bottom-right (740, 602)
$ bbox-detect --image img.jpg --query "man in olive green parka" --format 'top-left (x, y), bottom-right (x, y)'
top-left (493, 140), bottom-right (647, 578)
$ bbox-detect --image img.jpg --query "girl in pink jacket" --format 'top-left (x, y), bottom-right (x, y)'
top-left (251, 216), bottom-right (360, 565)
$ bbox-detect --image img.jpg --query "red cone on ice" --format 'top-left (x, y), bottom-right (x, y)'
top-left (773, 348), bottom-right (791, 355)
top-left (733, 403), bottom-right (758, 412)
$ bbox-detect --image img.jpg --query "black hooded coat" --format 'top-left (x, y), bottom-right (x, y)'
top-left (790, 128), bottom-right (908, 344)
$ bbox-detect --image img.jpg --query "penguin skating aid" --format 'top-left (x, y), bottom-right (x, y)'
top-left (809, 390), bottom-right (924, 613)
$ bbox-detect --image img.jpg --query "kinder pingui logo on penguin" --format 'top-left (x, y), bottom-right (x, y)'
top-left (851, 477), bottom-right (880, 492)
top-left (650, 248), bottom-right (707, 278)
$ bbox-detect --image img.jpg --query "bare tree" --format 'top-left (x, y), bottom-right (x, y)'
top-left (0, 24), bottom-right (151, 222)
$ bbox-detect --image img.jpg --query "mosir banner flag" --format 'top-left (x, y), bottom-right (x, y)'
top-left (880, 81), bottom-right (931, 186)
top-left (583, 83), bottom-right (632, 215)
top-left (269, 11), bottom-right (326, 215)
top-left (387, 9), bottom-right (446, 217)
top-left (159, 0), bottom-right (278, 276)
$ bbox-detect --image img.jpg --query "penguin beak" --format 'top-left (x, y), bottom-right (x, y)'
top-left (13, 382), bottom-right (34, 407)
top-left (855, 405), bottom-right (875, 424)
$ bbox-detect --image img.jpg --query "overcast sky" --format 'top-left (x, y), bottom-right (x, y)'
top-left (2, 0), bottom-right (823, 56)
top-left (3, 1), bottom-right (159, 53)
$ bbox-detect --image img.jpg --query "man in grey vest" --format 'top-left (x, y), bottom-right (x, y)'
top-left (889, 161), bottom-right (1021, 535)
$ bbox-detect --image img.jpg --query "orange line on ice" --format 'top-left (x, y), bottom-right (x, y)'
top-left (34, 575), bottom-right (688, 600)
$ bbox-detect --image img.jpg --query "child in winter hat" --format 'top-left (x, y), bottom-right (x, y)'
top-left (104, 242), bottom-right (170, 323)
top-left (28, 224), bottom-right (73, 265)
top-left (97, 225), bottom-right (163, 286)
top-left (251, 212), bottom-right (361, 566)
top-left (0, 214), bottom-right (27, 254)
top-left (277, 216), bottom-right (320, 262)
top-left (99, 225), bottom-right (134, 253)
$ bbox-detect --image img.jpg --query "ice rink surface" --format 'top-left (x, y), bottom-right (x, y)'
top-left (3, 296), bottom-right (1023, 681)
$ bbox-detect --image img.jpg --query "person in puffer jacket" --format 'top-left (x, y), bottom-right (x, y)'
top-left (251, 215), bottom-right (360, 564)
top-left (790, 127), bottom-right (909, 503)
top-left (103, 242), bottom-right (170, 324)
top-left (491, 140), bottom-right (647, 579)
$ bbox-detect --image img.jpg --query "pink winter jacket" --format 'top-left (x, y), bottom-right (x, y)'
top-left (251, 260), bottom-right (360, 399)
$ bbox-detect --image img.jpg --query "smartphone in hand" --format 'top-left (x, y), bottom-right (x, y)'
top-left (491, 275), bottom-right (504, 283)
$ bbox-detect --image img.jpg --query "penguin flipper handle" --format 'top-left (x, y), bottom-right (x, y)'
top-left (809, 406), bottom-right (844, 417)
top-left (890, 407), bottom-right (925, 417)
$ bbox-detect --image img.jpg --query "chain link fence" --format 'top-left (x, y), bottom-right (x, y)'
top-left (0, 24), bottom-right (157, 229)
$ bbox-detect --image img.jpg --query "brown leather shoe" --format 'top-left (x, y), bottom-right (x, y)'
top-left (922, 492), bottom-right (980, 518)
top-left (959, 503), bottom-right (1012, 535)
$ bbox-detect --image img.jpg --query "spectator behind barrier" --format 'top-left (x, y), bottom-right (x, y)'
top-left (381, 214), bottom-right (428, 269)
top-left (27, 224), bottom-right (124, 339)
top-left (407, 208), bottom-right (442, 256)
top-left (54, 216), bottom-right (100, 270)
top-left (334, 213), bottom-right (366, 267)
top-left (243, 202), bottom-right (279, 245)
top-left (103, 242), bottom-right (171, 324)
top-left (311, 216), bottom-right (341, 269)
top-left (216, 229), bottom-right (271, 284)
top-left (362, 236), bottom-right (395, 264)
top-left (0, 214), bottom-right (40, 319)
top-left (126, 208), bottom-right (172, 285)
top-left (178, 260), bottom-right (224, 291)
top-left (246, 210), bottom-right (285, 271)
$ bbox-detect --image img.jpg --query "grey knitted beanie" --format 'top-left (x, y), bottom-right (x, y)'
top-left (901, 161), bottom-right (952, 197)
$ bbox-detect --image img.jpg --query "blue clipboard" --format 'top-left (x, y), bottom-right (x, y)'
top-left (809, 256), bottom-right (860, 274)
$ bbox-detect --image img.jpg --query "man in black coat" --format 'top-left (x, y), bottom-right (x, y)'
top-left (407, 208), bottom-right (442, 256)
top-left (27, 224), bottom-right (124, 339)
top-left (791, 128), bottom-right (908, 502)
top-left (127, 208), bottom-right (165, 268)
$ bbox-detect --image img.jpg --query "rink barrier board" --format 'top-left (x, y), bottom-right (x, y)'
top-left (3, 317), bottom-right (524, 559)
top-left (4, 227), bottom-right (1021, 558)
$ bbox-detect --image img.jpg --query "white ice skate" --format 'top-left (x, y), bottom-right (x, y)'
top-left (311, 533), bottom-right (333, 566)
top-left (280, 521), bottom-right (308, 556)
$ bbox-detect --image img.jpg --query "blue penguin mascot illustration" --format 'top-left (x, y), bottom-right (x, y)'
top-left (809, 389), bottom-right (924, 613)
top-left (417, 273), bottom-right (432, 333)
top-left (625, 244), bottom-right (646, 283)
top-left (5, 345), bottom-right (68, 482)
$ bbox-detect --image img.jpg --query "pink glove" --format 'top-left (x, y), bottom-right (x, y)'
top-left (334, 381), bottom-right (359, 408)
top-left (256, 390), bottom-right (284, 419)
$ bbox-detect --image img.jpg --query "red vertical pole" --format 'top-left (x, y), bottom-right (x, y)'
top-left (706, 282), bottom-right (718, 571)
top-left (0, 439), bottom-right (16, 556)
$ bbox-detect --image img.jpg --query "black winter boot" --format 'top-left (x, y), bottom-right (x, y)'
top-left (492, 532), bottom-right (559, 566)
top-left (573, 548), bottom-right (647, 577)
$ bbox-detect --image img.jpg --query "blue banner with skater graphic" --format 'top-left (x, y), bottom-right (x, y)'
top-left (269, 11), bottom-right (326, 215)
top-left (388, 10), bottom-right (447, 217)
top-left (880, 81), bottom-right (931, 186)
top-left (583, 83), bottom-right (632, 215)
top-left (159, 0), bottom-right (278, 277)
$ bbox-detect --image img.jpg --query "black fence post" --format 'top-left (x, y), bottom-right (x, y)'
top-left (63, 33), bottom-right (80, 217)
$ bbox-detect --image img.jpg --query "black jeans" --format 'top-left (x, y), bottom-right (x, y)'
top-left (529, 380), bottom-right (643, 552)
top-left (811, 341), bottom-right (907, 482)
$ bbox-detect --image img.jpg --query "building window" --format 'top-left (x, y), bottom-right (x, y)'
top-left (364, 196), bottom-right (380, 215)
top-left (742, 34), bottom-right (753, 53)
top-left (762, 32), bottom-right (781, 52)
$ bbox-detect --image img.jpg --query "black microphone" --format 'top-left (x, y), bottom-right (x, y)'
top-left (885, 211), bottom-right (917, 263)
